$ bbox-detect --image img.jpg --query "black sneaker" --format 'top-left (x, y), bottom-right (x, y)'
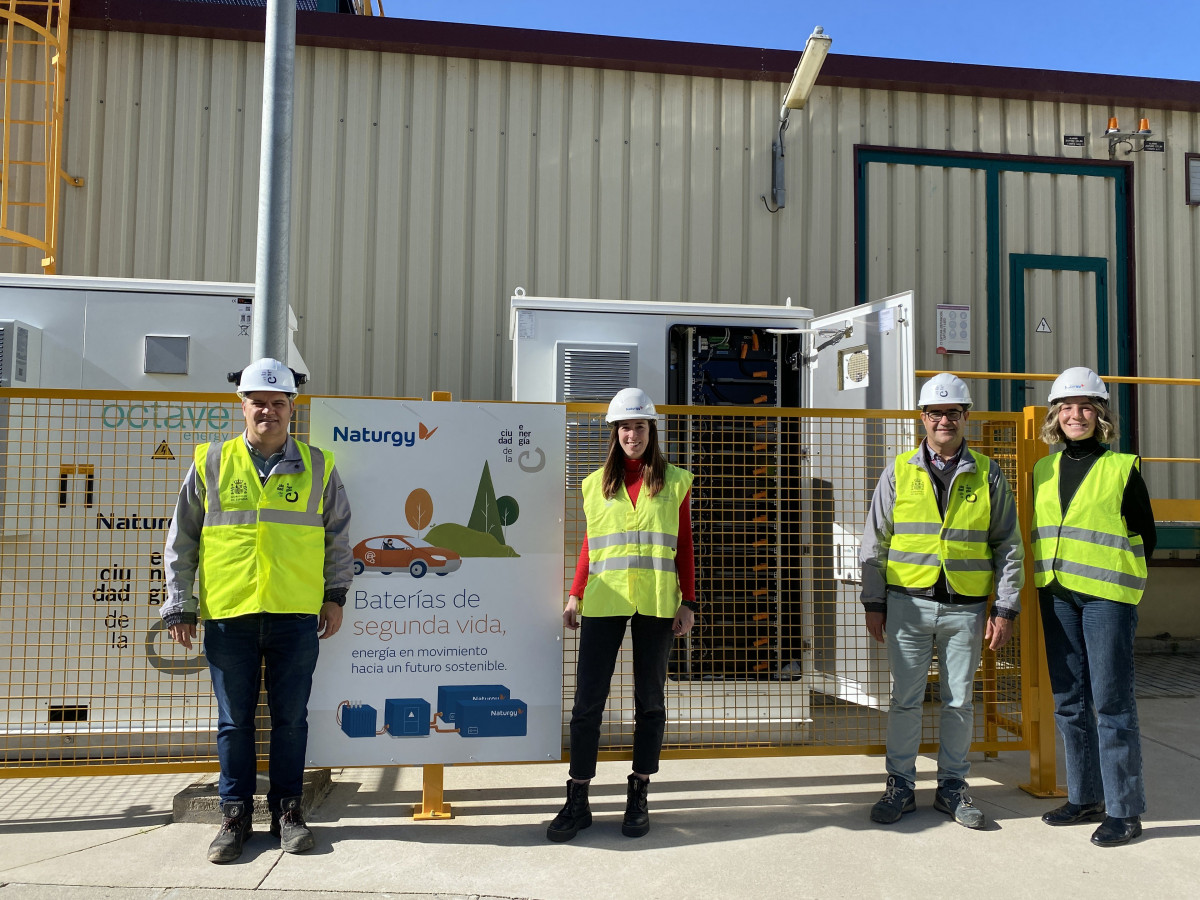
top-left (207, 801), bottom-right (252, 863)
top-left (870, 776), bottom-right (915, 824)
top-left (934, 779), bottom-right (985, 829)
top-left (1091, 815), bottom-right (1142, 847)
top-left (1042, 800), bottom-right (1105, 826)
top-left (271, 797), bottom-right (315, 854)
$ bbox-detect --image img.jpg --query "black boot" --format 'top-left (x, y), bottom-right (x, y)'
top-left (622, 774), bottom-right (649, 838)
top-left (207, 800), bottom-right (252, 863)
top-left (546, 780), bottom-right (592, 842)
top-left (271, 796), bottom-right (315, 854)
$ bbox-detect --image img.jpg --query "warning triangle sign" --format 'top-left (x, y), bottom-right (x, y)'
top-left (153, 441), bottom-right (175, 460)
top-left (1036, 317), bottom-right (1052, 334)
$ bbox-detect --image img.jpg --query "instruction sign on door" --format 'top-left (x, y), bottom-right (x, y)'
top-left (936, 304), bottom-right (971, 355)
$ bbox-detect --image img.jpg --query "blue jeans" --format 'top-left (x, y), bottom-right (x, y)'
top-left (568, 613), bottom-right (676, 781)
top-left (1039, 587), bottom-right (1144, 818)
top-left (203, 613), bottom-right (320, 812)
top-left (884, 590), bottom-right (987, 788)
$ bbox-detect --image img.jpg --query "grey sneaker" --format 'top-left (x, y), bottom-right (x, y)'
top-left (935, 779), bottom-right (985, 829)
top-left (270, 797), bottom-right (315, 854)
top-left (870, 775), bottom-right (916, 824)
top-left (207, 801), bottom-right (252, 863)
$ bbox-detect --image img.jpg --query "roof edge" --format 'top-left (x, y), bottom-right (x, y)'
top-left (72, 1), bottom-right (1200, 112)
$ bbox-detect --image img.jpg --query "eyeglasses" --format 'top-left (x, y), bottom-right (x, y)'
top-left (923, 409), bottom-right (963, 422)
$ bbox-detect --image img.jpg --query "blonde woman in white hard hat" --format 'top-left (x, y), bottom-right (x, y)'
top-left (547, 387), bottom-right (697, 843)
top-left (860, 372), bottom-right (1024, 830)
top-left (1032, 367), bottom-right (1156, 846)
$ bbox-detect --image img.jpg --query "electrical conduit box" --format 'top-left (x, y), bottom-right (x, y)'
top-left (455, 698), bottom-right (528, 737)
top-left (340, 702), bottom-right (378, 738)
top-left (437, 684), bottom-right (509, 723)
top-left (385, 697), bottom-right (431, 737)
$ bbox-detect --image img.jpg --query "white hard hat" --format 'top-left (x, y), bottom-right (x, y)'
top-left (233, 357), bottom-right (302, 396)
top-left (1048, 366), bottom-right (1109, 403)
top-left (606, 387), bottom-right (658, 423)
top-left (917, 372), bottom-right (973, 409)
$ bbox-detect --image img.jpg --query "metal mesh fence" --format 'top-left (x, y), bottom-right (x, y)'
top-left (564, 405), bottom-right (1024, 757)
top-left (0, 390), bottom-right (1026, 774)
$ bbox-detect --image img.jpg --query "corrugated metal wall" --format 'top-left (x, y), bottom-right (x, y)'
top-left (9, 29), bottom-right (1200, 491)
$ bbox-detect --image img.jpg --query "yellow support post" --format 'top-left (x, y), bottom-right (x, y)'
top-left (412, 388), bottom-right (456, 820)
top-left (1017, 405), bottom-right (1064, 797)
top-left (413, 763), bottom-right (453, 820)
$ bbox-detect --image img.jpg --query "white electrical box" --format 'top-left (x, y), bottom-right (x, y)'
top-left (0, 319), bottom-right (41, 387)
top-left (0, 273), bottom-right (307, 391)
top-left (510, 288), bottom-right (916, 733)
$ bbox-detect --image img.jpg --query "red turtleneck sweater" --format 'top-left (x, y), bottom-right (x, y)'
top-left (569, 457), bottom-right (696, 604)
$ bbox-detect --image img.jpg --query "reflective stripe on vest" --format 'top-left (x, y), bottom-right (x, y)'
top-left (885, 447), bottom-right (995, 596)
top-left (1032, 451), bottom-right (1146, 605)
top-left (196, 438), bottom-right (332, 619)
top-left (581, 464), bottom-right (693, 618)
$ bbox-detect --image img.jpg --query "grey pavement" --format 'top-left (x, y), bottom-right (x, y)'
top-left (1, 695), bottom-right (1198, 900)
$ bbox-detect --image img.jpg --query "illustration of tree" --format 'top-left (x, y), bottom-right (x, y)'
top-left (405, 488), bottom-right (434, 536)
top-left (467, 461), bottom-right (505, 544)
top-left (496, 495), bottom-right (520, 543)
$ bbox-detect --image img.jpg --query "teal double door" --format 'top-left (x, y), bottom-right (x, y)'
top-left (854, 148), bottom-right (1133, 444)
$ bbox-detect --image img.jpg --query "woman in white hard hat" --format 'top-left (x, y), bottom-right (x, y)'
top-left (1032, 367), bottom-right (1156, 846)
top-left (546, 387), bottom-right (697, 843)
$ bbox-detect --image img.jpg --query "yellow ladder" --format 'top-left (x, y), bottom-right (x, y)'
top-left (0, 0), bottom-right (80, 274)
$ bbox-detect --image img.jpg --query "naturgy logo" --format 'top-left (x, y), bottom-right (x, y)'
top-left (332, 423), bottom-right (437, 448)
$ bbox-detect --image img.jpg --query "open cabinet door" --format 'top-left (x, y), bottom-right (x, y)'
top-left (802, 290), bottom-right (915, 410)
top-left (797, 291), bottom-right (916, 713)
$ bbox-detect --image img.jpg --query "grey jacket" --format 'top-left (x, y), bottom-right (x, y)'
top-left (161, 434), bottom-right (354, 626)
top-left (859, 440), bottom-right (1025, 617)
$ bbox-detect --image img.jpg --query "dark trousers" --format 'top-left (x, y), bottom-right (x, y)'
top-left (203, 612), bottom-right (320, 812)
top-left (568, 613), bottom-right (676, 780)
top-left (1039, 587), bottom-right (1145, 818)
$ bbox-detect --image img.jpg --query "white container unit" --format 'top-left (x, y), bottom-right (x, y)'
top-left (0, 275), bottom-right (308, 760)
top-left (511, 288), bottom-right (916, 743)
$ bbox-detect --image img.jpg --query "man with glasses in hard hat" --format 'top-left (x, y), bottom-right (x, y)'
top-left (859, 372), bottom-right (1024, 830)
top-left (162, 357), bottom-right (353, 863)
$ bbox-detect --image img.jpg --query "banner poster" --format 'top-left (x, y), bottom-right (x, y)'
top-left (306, 399), bottom-right (566, 766)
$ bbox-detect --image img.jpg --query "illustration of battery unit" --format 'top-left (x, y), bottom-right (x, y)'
top-left (455, 698), bottom-right (528, 737)
top-left (384, 697), bottom-right (431, 737)
top-left (340, 703), bottom-right (378, 738)
top-left (437, 684), bottom-right (509, 723)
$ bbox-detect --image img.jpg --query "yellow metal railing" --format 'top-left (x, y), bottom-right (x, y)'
top-left (0, 389), bottom-right (1045, 786)
top-left (0, 0), bottom-right (80, 273)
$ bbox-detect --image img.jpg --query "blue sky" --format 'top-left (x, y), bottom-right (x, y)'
top-left (389, 1), bottom-right (1199, 82)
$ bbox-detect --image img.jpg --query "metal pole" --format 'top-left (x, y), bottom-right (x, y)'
top-left (252, 0), bottom-right (296, 364)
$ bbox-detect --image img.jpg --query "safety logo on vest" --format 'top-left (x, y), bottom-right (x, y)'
top-left (230, 479), bottom-right (249, 500)
top-left (959, 486), bottom-right (978, 503)
top-left (910, 478), bottom-right (924, 494)
top-left (275, 481), bottom-right (300, 503)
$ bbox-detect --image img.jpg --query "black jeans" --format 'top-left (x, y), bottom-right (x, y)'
top-left (569, 613), bottom-right (676, 780)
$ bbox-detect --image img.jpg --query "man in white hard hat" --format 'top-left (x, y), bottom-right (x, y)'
top-left (162, 357), bottom-right (353, 862)
top-left (859, 372), bottom-right (1024, 829)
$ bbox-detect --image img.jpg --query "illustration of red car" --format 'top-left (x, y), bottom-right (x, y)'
top-left (352, 534), bottom-right (463, 578)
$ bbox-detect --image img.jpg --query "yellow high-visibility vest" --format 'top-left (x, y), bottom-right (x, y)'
top-left (196, 437), bottom-right (333, 619)
top-left (886, 447), bottom-right (995, 597)
top-left (581, 464), bottom-right (693, 618)
top-left (1032, 451), bottom-right (1146, 605)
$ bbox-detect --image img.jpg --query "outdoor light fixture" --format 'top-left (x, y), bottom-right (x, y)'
top-left (1104, 115), bottom-right (1156, 158)
top-left (763, 26), bottom-right (832, 213)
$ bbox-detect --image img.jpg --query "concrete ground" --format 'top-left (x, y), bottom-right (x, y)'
top-left (1, 694), bottom-right (1197, 900)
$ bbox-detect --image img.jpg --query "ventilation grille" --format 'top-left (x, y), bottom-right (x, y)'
top-left (556, 343), bottom-right (636, 402)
